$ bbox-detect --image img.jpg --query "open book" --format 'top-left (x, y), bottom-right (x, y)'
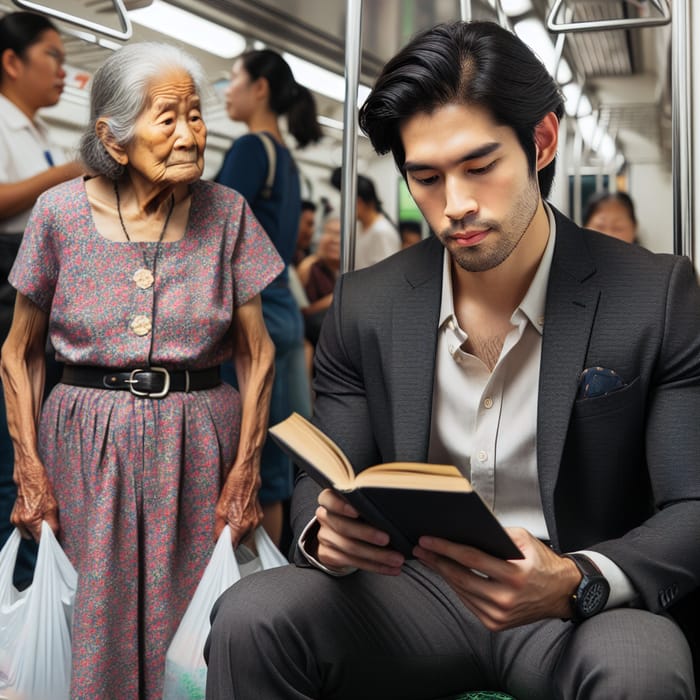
top-left (269, 413), bottom-right (523, 560)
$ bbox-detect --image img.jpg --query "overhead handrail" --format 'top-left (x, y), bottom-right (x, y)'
top-left (546, 0), bottom-right (671, 33)
top-left (11, 0), bottom-right (133, 40)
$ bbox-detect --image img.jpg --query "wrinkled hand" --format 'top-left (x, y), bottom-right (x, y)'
top-left (414, 527), bottom-right (581, 630)
top-left (315, 488), bottom-right (405, 575)
top-left (11, 468), bottom-right (59, 541)
top-left (215, 460), bottom-right (263, 546)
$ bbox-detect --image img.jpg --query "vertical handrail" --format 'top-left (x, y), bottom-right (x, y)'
top-left (340, 0), bottom-right (363, 274)
top-left (671, 0), bottom-right (693, 260)
top-left (460, 0), bottom-right (472, 22)
top-left (573, 124), bottom-right (584, 224)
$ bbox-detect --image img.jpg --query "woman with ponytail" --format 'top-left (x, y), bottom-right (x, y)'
top-left (216, 49), bottom-right (321, 546)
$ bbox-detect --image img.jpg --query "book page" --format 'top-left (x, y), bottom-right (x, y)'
top-left (269, 413), bottom-right (355, 488)
top-left (356, 463), bottom-right (473, 492)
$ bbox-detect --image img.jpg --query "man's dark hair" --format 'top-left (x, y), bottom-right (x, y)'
top-left (301, 199), bottom-right (317, 213)
top-left (358, 21), bottom-right (565, 198)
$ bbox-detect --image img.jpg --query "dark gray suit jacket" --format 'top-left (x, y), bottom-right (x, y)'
top-left (290, 207), bottom-right (700, 627)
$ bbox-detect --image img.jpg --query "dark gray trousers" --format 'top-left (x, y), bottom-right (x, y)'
top-left (205, 562), bottom-right (695, 700)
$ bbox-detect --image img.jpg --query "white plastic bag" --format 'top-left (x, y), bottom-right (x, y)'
top-left (162, 526), bottom-right (288, 700)
top-left (0, 521), bottom-right (78, 700)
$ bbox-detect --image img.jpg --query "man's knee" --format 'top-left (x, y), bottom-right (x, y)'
top-left (555, 609), bottom-right (695, 699)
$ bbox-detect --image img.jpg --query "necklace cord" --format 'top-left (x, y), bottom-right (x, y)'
top-left (114, 180), bottom-right (175, 368)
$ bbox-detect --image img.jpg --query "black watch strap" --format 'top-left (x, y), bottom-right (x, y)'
top-left (563, 553), bottom-right (610, 622)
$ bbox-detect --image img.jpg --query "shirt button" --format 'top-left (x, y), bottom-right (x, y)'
top-left (448, 344), bottom-right (456, 354)
top-left (483, 397), bottom-right (494, 409)
top-left (538, 316), bottom-right (545, 327)
top-left (133, 268), bottom-right (154, 289)
top-left (130, 315), bottom-right (152, 336)
top-left (477, 450), bottom-right (488, 462)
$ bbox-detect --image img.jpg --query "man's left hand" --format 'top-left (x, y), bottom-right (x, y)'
top-left (413, 527), bottom-right (581, 630)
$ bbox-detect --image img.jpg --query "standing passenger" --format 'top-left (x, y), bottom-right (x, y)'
top-left (331, 166), bottom-right (401, 269)
top-left (1, 42), bottom-right (282, 699)
top-left (0, 10), bottom-right (83, 587)
top-left (216, 49), bottom-right (322, 546)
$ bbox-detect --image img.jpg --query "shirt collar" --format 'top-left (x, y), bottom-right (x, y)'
top-left (0, 94), bottom-right (50, 139)
top-left (438, 202), bottom-right (557, 336)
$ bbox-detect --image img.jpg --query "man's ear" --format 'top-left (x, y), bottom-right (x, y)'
top-left (96, 118), bottom-right (127, 165)
top-left (1, 48), bottom-right (23, 81)
top-left (534, 112), bottom-right (559, 171)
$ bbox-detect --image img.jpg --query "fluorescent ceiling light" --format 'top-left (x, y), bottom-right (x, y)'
top-left (578, 114), bottom-right (616, 162)
top-left (514, 18), bottom-right (557, 77)
top-left (283, 52), bottom-right (371, 106)
top-left (499, 0), bottom-right (533, 15)
top-left (128, 1), bottom-right (246, 58)
top-left (562, 83), bottom-right (592, 117)
top-left (557, 58), bottom-right (572, 84)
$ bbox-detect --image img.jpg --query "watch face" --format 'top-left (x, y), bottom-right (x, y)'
top-left (580, 581), bottom-right (608, 616)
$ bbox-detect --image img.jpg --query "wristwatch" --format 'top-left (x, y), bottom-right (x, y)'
top-left (563, 553), bottom-right (610, 622)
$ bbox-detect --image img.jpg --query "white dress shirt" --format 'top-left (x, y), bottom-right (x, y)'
top-left (354, 213), bottom-right (401, 270)
top-left (0, 94), bottom-right (67, 233)
top-left (428, 204), bottom-right (635, 607)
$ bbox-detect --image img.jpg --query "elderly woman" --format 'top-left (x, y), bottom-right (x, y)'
top-left (0, 42), bottom-right (282, 699)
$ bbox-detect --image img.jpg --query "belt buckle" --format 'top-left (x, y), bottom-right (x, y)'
top-left (128, 367), bottom-right (170, 398)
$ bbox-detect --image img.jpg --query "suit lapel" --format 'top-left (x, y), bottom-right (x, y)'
top-left (387, 236), bottom-right (443, 462)
top-left (537, 209), bottom-right (600, 545)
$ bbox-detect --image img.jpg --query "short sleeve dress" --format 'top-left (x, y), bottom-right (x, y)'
top-left (8, 177), bottom-right (284, 700)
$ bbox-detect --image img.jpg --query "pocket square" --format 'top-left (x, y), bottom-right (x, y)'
top-left (578, 366), bottom-right (626, 399)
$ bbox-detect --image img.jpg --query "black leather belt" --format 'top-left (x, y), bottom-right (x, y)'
top-left (61, 365), bottom-right (221, 398)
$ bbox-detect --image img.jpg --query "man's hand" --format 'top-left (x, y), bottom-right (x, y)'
top-left (315, 488), bottom-right (405, 575)
top-left (414, 527), bottom-right (581, 630)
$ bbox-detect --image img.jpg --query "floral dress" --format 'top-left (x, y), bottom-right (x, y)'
top-left (8, 177), bottom-right (284, 700)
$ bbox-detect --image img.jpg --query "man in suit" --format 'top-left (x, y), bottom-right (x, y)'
top-left (206, 21), bottom-right (700, 699)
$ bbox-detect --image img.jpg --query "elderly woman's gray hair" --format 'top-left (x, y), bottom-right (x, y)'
top-left (79, 42), bottom-right (207, 180)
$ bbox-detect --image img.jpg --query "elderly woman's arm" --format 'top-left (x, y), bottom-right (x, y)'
top-left (0, 293), bottom-right (57, 540)
top-left (215, 294), bottom-right (275, 545)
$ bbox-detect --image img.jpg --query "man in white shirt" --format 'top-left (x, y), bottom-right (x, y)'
top-left (206, 21), bottom-right (699, 699)
top-left (331, 166), bottom-right (401, 269)
top-left (353, 174), bottom-right (400, 269)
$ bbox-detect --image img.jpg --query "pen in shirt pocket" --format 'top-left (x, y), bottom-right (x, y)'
top-left (44, 150), bottom-right (54, 167)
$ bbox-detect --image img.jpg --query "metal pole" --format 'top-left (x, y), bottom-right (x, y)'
top-left (460, 0), bottom-right (472, 22)
top-left (340, 0), bottom-right (363, 273)
top-left (573, 124), bottom-right (584, 225)
top-left (672, 0), bottom-right (693, 260)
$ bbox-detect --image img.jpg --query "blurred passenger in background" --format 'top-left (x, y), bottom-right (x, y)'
top-left (303, 216), bottom-right (341, 349)
top-left (331, 166), bottom-right (401, 269)
top-left (294, 198), bottom-right (317, 266)
top-left (216, 48), bottom-right (321, 545)
top-left (399, 219), bottom-right (423, 248)
top-left (0, 10), bottom-right (83, 588)
top-left (583, 190), bottom-right (638, 244)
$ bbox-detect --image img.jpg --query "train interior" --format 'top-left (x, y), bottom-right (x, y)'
top-left (0, 0), bottom-right (688, 260)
